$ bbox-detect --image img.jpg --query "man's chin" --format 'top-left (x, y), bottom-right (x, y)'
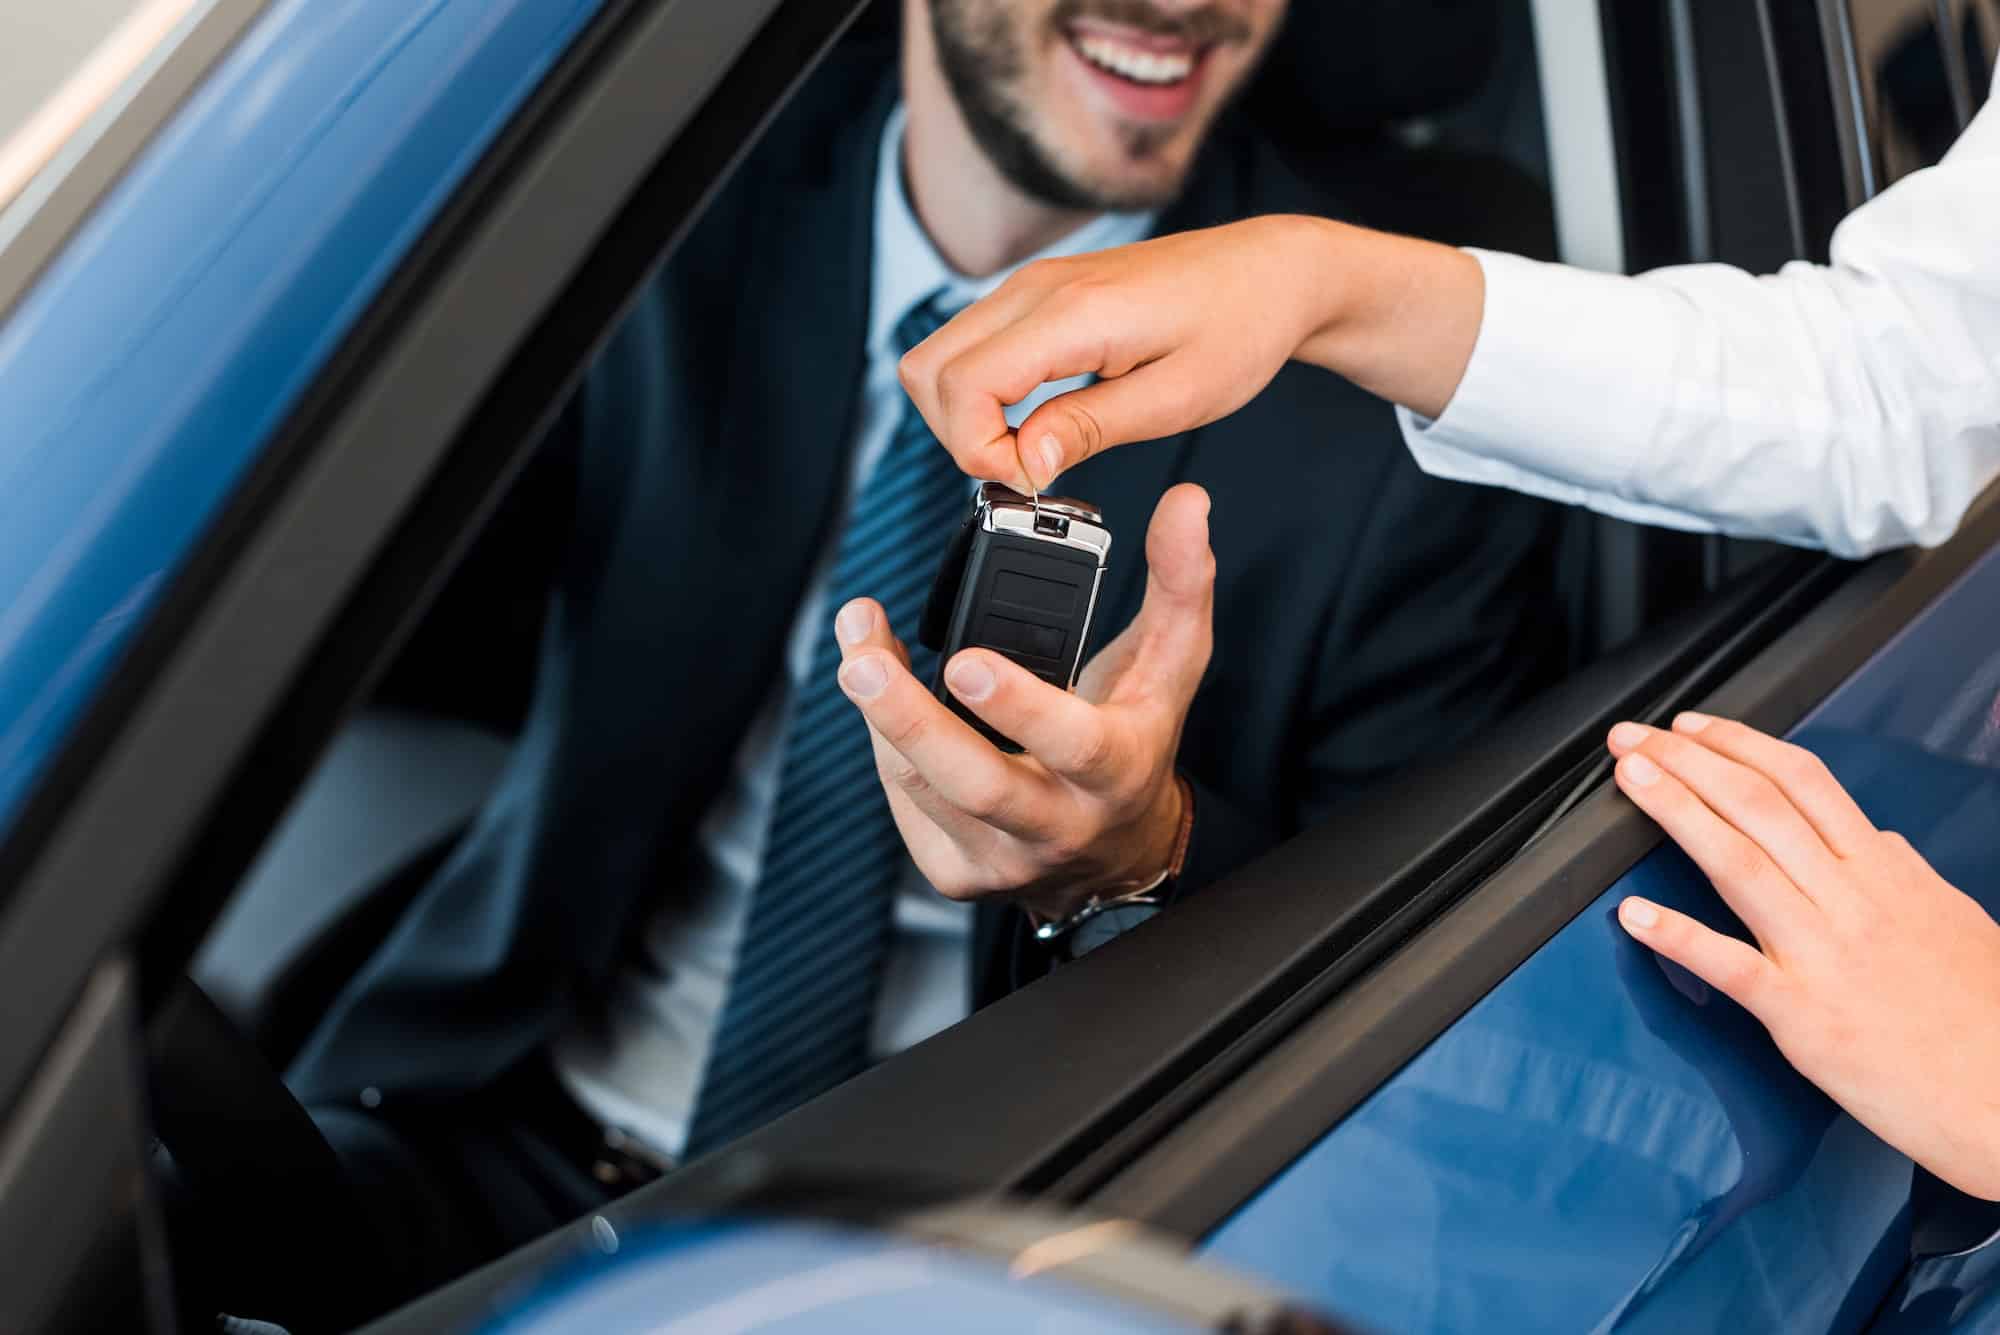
top-left (1081, 178), bottom-right (1188, 212)
top-left (1063, 115), bottom-right (1211, 207)
top-left (1056, 155), bottom-right (1195, 212)
top-left (970, 98), bottom-right (1200, 212)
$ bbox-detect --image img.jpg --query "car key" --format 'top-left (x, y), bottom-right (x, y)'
top-left (919, 482), bottom-right (1112, 752)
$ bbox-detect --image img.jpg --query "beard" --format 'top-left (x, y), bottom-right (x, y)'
top-left (928, 0), bottom-right (1251, 213)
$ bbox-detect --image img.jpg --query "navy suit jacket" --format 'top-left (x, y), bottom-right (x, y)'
top-left (291, 46), bottom-right (1568, 1107)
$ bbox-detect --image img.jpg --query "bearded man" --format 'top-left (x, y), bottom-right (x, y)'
top-left (284, 0), bottom-right (1567, 1318)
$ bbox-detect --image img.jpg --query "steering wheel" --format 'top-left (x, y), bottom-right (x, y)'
top-left (146, 975), bottom-right (380, 1334)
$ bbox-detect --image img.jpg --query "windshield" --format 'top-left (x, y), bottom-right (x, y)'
top-left (0, 0), bottom-right (204, 218)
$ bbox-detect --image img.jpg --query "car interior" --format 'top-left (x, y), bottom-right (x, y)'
top-left (16, 0), bottom-right (1993, 1330)
top-left (193, 0), bottom-right (1770, 1097)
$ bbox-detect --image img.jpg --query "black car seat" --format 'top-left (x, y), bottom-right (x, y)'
top-left (1246, 0), bottom-right (1614, 667)
top-left (191, 424), bottom-right (567, 1061)
top-left (192, 711), bottom-right (511, 1064)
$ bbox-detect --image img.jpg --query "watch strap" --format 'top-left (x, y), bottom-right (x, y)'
top-left (1034, 773), bottom-right (1194, 951)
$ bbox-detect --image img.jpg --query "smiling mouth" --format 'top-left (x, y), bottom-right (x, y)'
top-left (1066, 27), bottom-right (1205, 89)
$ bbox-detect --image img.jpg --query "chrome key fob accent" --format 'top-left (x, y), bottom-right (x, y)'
top-left (919, 483), bottom-right (1111, 752)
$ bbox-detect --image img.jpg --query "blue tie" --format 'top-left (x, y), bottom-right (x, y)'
top-left (684, 292), bottom-right (966, 1154)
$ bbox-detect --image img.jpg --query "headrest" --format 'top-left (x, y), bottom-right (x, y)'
top-left (1247, 0), bottom-right (1504, 139)
top-left (843, 0), bottom-right (1504, 135)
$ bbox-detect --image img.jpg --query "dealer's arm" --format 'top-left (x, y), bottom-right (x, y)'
top-left (902, 65), bottom-right (2000, 559)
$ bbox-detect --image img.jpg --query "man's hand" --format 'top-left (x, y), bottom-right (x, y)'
top-left (832, 484), bottom-right (1214, 923)
top-left (1607, 713), bottom-right (2000, 1200)
top-left (897, 216), bottom-right (1484, 492)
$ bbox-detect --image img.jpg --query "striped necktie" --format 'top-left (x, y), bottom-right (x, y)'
top-left (684, 291), bottom-right (966, 1154)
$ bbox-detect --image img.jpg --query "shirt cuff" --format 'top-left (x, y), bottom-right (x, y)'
top-left (1399, 249), bottom-right (1686, 510)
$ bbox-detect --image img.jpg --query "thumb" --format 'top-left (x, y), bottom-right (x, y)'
top-left (1012, 361), bottom-right (1210, 491)
top-left (1128, 483), bottom-right (1216, 700)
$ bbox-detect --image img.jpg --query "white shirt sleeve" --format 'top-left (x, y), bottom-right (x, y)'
top-left (1399, 73), bottom-right (2000, 559)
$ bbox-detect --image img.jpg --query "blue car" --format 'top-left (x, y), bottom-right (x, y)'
top-left (2, 0), bottom-right (1997, 1331)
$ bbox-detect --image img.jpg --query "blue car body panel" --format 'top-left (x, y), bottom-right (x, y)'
top-left (1206, 550), bottom-right (2000, 1333)
top-left (0, 0), bottom-right (601, 837)
top-left (482, 1220), bottom-right (1198, 1333)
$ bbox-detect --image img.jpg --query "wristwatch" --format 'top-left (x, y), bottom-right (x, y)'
top-left (1035, 773), bottom-right (1195, 958)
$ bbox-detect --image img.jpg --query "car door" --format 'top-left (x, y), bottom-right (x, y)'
top-left (0, 0), bottom-right (856, 1328)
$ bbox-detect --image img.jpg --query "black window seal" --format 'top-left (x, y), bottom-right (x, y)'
top-left (1083, 490), bottom-right (2000, 1239)
top-left (0, 0), bottom-right (271, 330)
top-left (0, 0), bottom-right (868, 1126)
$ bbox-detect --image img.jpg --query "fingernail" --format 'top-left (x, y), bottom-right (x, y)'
top-left (840, 657), bottom-right (887, 700)
top-left (1608, 722), bottom-right (1650, 752)
top-left (1674, 711), bottom-right (1713, 735)
top-left (1037, 433), bottom-right (1063, 486)
top-left (836, 602), bottom-right (873, 646)
top-left (1620, 897), bottom-right (1660, 930)
top-left (946, 656), bottom-right (996, 703)
top-left (1621, 752), bottom-right (1662, 786)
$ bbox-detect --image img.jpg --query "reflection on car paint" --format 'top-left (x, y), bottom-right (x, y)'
top-left (1203, 546), bottom-right (2000, 1333)
top-left (481, 1220), bottom-right (1198, 1334)
top-left (1870, 1225), bottom-right (2000, 1333)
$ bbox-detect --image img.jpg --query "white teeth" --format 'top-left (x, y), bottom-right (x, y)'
top-left (1073, 33), bottom-right (1195, 86)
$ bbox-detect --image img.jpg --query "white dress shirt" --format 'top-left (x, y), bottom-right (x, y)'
top-left (1402, 66), bottom-right (2000, 559)
top-left (551, 107), bottom-right (1153, 1159)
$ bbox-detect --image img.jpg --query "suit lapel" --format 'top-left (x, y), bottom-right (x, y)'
top-left (693, 79), bottom-right (896, 698)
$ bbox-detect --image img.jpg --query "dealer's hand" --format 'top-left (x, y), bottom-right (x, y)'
top-left (898, 215), bottom-right (1483, 492)
top-left (1608, 714), bottom-right (2000, 1200)
top-left (833, 484), bottom-right (1213, 922)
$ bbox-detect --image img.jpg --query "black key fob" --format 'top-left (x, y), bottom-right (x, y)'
top-left (919, 483), bottom-right (1112, 752)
